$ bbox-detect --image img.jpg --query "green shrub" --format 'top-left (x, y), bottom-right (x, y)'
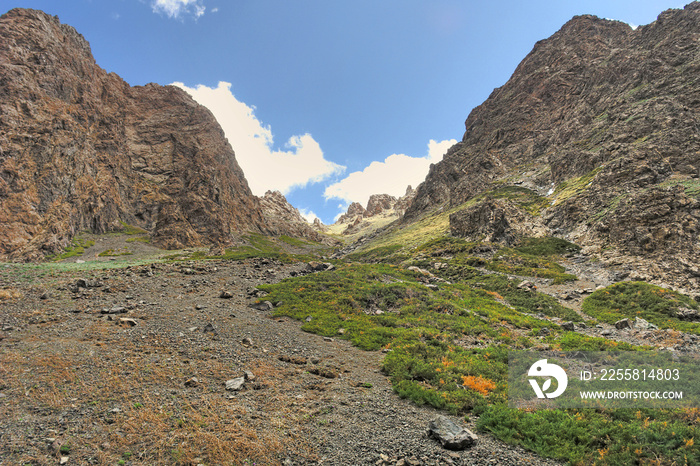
top-left (582, 282), bottom-right (700, 334)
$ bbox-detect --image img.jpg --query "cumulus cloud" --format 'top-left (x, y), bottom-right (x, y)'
top-left (323, 139), bottom-right (456, 207)
top-left (298, 208), bottom-right (320, 223)
top-left (172, 81), bottom-right (346, 196)
top-left (152, 0), bottom-right (205, 19)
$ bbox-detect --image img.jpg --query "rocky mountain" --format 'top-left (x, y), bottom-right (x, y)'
top-left (406, 3), bottom-right (700, 290)
top-left (334, 186), bottom-right (416, 235)
top-left (0, 8), bottom-right (270, 260)
top-left (258, 190), bottom-right (336, 244)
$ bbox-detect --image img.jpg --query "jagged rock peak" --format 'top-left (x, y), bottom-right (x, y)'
top-left (258, 190), bottom-right (336, 244)
top-left (366, 194), bottom-right (398, 217)
top-left (0, 8), bottom-right (268, 260)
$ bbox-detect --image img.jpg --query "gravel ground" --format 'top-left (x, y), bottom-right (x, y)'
top-left (0, 256), bottom-right (563, 465)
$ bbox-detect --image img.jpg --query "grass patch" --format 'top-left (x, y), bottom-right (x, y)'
top-left (552, 167), bottom-right (601, 205)
top-left (514, 237), bottom-right (581, 257)
top-left (478, 406), bottom-right (700, 465)
top-left (125, 236), bottom-right (151, 243)
top-left (472, 186), bottom-right (550, 215)
top-left (582, 282), bottom-right (700, 334)
top-left (98, 248), bottom-right (133, 257)
top-left (119, 221), bottom-right (148, 236)
top-left (49, 235), bottom-right (95, 261)
top-left (486, 249), bottom-right (577, 284)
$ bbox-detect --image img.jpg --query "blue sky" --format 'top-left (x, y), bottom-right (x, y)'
top-left (5, 0), bottom-right (689, 223)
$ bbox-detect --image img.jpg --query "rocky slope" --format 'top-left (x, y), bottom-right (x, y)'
top-left (0, 8), bottom-right (269, 261)
top-left (259, 190), bottom-right (337, 245)
top-left (406, 3), bottom-right (700, 291)
top-left (334, 186), bottom-right (416, 235)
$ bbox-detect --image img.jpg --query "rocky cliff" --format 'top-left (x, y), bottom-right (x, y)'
top-left (259, 190), bottom-right (336, 245)
top-left (334, 187), bottom-right (416, 236)
top-left (406, 3), bottom-right (700, 290)
top-left (0, 8), bottom-right (269, 260)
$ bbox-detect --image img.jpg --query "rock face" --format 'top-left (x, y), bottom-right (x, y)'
top-left (406, 3), bottom-right (700, 288)
top-left (259, 190), bottom-right (335, 244)
top-left (0, 8), bottom-right (268, 260)
top-left (335, 186), bottom-right (417, 235)
top-left (365, 194), bottom-right (398, 217)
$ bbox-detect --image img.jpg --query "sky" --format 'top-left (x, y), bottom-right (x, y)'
top-left (5, 0), bottom-right (690, 223)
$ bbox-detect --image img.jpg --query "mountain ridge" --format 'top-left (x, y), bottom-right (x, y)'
top-left (405, 3), bottom-right (700, 291)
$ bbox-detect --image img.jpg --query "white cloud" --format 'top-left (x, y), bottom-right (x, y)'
top-left (298, 208), bottom-right (320, 223)
top-left (152, 0), bottom-right (205, 19)
top-left (323, 139), bottom-right (456, 207)
top-left (172, 81), bottom-right (346, 196)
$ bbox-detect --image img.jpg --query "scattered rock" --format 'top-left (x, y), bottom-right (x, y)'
top-left (560, 322), bottom-right (576, 332)
top-left (203, 323), bottom-right (216, 334)
top-left (119, 318), bottom-right (137, 327)
top-left (279, 355), bottom-right (307, 365)
top-left (309, 366), bottom-right (339, 379)
top-left (250, 301), bottom-right (274, 312)
top-left (219, 290), bottom-right (234, 299)
top-left (76, 278), bottom-right (103, 289)
top-left (427, 415), bottom-right (478, 450)
top-left (184, 377), bottom-right (199, 387)
top-left (517, 280), bottom-right (536, 291)
top-left (615, 318), bottom-right (633, 330)
top-left (538, 327), bottom-right (551, 336)
top-left (225, 377), bottom-right (246, 391)
top-left (676, 308), bottom-right (700, 321)
top-left (634, 317), bottom-right (658, 330)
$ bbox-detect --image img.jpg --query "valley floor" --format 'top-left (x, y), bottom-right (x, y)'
top-left (0, 257), bottom-right (561, 465)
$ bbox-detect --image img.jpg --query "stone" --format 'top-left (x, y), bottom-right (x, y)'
top-left (60, 456), bottom-right (69, 464)
top-left (615, 318), bottom-right (633, 330)
top-left (538, 327), bottom-right (551, 336)
top-left (119, 318), bottom-right (137, 327)
top-left (219, 290), bottom-right (234, 299)
top-left (243, 370), bottom-right (256, 381)
top-left (76, 278), bottom-right (103, 289)
top-left (203, 323), bottom-right (216, 333)
top-left (250, 301), bottom-right (274, 312)
top-left (184, 377), bottom-right (199, 387)
top-left (225, 377), bottom-right (246, 391)
top-left (427, 415), bottom-right (478, 450)
top-left (241, 337), bottom-right (254, 347)
top-left (560, 321), bottom-right (576, 331)
top-left (676, 308), bottom-right (700, 321)
top-left (634, 317), bottom-right (657, 330)
top-left (517, 280), bottom-right (536, 291)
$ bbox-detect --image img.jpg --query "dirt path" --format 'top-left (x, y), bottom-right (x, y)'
top-left (0, 257), bottom-right (563, 465)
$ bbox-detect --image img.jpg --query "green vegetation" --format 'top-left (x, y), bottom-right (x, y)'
top-left (165, 233), bottom-right (330, 263)
top-left (126, 235), bottom-right (151, 243)
top-left (257, 232), bottom-right (700, 464)
top-left (49, 235), bottom-right (95, 261)
top-left (552, 167), bottom-right (601, 205)
top-left (98, 248), bottom-right (133, 257)
top-left (478, 406), bottom-right (699, 465)
top-left (471, 186), bottom-right (550, 215)
top-left (583, 281), bottom-right (700, 334)
top-left (119, 221), bottom-right (149, 236)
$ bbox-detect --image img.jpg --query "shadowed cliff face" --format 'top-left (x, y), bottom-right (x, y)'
top-left (407, 3), bottom-right (700, 288)
top-left (0, 8), bottom-right (268, 260)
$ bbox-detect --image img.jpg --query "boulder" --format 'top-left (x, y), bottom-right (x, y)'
top-left (427, 416), bottom-right (478, 450)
